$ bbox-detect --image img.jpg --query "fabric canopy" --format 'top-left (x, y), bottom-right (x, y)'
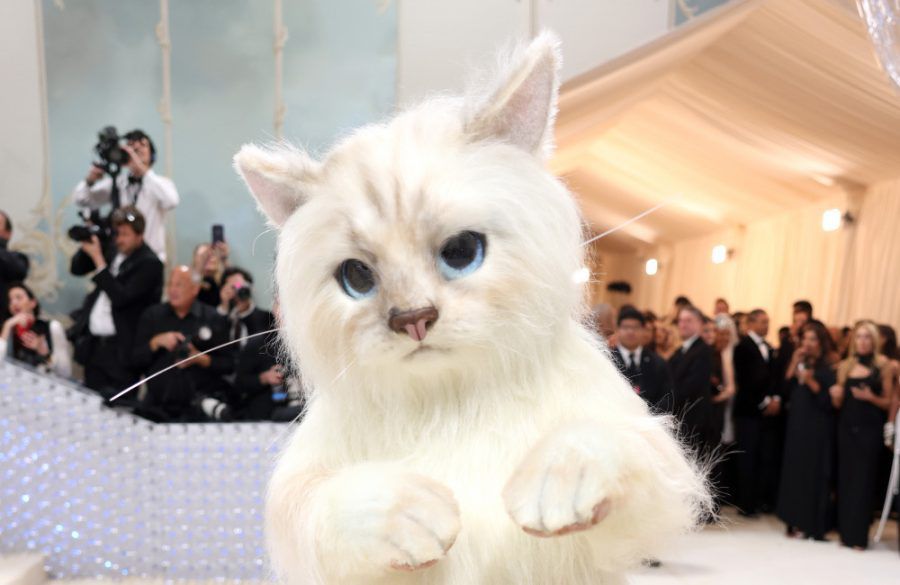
top-left (554, 0), bottom-right (900, 251)
top-left (555, 0), bottom-right (900, 330)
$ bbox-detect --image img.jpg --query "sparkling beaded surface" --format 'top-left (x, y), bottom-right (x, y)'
top-left (0, 360), bottom-right (285, 580)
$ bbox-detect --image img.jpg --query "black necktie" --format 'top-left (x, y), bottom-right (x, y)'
top-left (625, 352), bottom-right (640, 379)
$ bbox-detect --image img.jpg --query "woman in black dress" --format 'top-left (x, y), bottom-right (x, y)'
top-left (830, 320), bottom-right (893, 550)
top-left (776, 320), bottom-right (836, 540)
top-left (0, 282), bottom-right (71, 377)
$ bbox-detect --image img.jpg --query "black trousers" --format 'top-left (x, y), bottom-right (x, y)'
top-left (735, 416), bottom-right (763, 514)
top-left (735, 414), bottom-right (785, 514)
top-left (83, 335), bottom-right (138, 403)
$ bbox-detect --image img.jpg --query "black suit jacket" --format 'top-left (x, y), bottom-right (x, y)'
top-left (668, 338), bottom-right (715, 440)
top-left (0, 242), bottom-right (29, 322)
top-left (70, 243), bottom-right (163, 366)
top-left (235, 332), bottom-right (282, 420)
top-left (733, 334), bottom-right (777, 417)
top-left (610, 347), bottom-right (674, 413)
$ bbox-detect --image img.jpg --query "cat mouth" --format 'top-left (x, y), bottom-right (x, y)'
top-left (404, 344), bottom-right (447, 359)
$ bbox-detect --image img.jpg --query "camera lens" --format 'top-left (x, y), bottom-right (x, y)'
top-left (67, 225), bottom-right (91, 242)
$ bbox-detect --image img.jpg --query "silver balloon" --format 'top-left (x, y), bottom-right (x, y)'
top-left (858, 0), bottom-right (900, 91)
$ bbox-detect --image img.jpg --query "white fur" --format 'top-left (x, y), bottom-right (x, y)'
top-left (235, 31), bottom-right (709, 585)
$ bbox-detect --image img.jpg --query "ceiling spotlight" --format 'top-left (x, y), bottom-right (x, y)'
top-left (573, 267), bottom-right (590, 284)
top-left (711, 245), bottom-right (728, 265)
top-left (645, 258), bottom-right (658, 276)
top-left (822, 208), bottom-right (842, 232)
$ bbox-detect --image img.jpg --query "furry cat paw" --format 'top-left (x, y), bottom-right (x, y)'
top-left (326, 469), bottom-right (461, 574)
top-left (502, 424), bottom-right (615, 537)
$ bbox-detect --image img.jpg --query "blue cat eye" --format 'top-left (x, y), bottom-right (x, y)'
top-left (437, 231), bottom-right (486, 280)
top-left (337, 259), bottom-right (377, 299)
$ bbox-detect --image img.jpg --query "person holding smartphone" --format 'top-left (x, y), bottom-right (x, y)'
top-left (0, 282), bottom-right (71, 378)
top-left (193, 225), bottom-right (231, 307)
top-left (829, 321), bottom-right (893, 550)
top-left (776, 320), bottom-right (836, 541)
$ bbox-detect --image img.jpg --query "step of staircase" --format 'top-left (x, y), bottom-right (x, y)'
top-left (0, 554), bottom-right (47, 585)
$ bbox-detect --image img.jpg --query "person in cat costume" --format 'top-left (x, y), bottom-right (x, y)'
top-left (234, 32), bottom-right (709, 585)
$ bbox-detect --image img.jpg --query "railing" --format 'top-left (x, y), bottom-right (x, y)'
top-left (0, 359), bottom-right (285, 580)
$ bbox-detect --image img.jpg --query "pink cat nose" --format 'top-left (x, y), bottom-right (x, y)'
top-left (388, 307), bottom-right (439, 342)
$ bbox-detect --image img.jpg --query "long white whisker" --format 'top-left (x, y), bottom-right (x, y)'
top-left (252, 228), bottom-right (276, 256)
top-left (266, 356), bottom-right (357, 453)
top-left (581, 200), bottom-right (671, 247)
top-left (108, 328), bottom-right (281, 403)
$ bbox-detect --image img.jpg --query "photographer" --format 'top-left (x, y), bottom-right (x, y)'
top-left (235, 300), bottom-right (303, 421)
top-left (0, 211), bottom-right (29, 322)
top-left (68, 207), bottom-right (163, 400)
top-left (72, 129), bottom-right (179, 261)
top-left (217, 267), bottom-right (273, 347)
top-left (132, 265), bottom-right (235, 422)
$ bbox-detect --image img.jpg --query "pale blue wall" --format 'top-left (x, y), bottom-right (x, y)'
top-left (42, 0), bottom-right (396, 315)
top-left (674, 0), bottom-right (733, 25)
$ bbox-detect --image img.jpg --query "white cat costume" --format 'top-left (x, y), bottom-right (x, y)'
top-left (234, 33), bottom-right (708, 585)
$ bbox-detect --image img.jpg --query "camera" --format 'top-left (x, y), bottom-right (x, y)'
top-left (198, 396), bottom-right (233, 422)
top-left (235, 283), bottom-right (252, 302)
top-left (174, 335), bottom-right (194, 362)
top-left (67, 209), bottom-right (111, 243)
top-left (94, 126), bottom-right (130, 169)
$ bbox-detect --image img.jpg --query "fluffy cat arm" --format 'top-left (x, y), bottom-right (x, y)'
top-left (503, 415), bottom-right (708, 570)
top-left (266, 452), bottom-right (461, 584)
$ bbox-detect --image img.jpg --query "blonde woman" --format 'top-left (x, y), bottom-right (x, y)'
top-left (829, 320), bottom-right (893, 550)
top-left (709, 313), bottom-right (738, 509)
top-left (711, 313), bottom-right (738, 438)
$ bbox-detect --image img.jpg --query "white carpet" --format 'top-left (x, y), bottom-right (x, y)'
top-left (631, 508), bottom-right (899, 585)
top-left (15, 508), bottom-right (898, 584)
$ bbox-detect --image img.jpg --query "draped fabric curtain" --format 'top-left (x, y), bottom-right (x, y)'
top-left (608, 186), bottom-right (899, 336)
top-left (836, 183), bottom-right (900, 327)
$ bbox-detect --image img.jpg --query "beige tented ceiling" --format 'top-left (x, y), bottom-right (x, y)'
top-left (553, 0), bottom-right (900, 254)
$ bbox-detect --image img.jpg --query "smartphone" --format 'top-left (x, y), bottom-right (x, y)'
top-left (211, 224), bottom-right (224, 244)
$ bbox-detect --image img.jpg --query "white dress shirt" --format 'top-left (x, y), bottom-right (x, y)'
top-left (73, 169), bottom-right (179, 261)
top-left (747, 330), bottom-right (770, 362)
top-left (88, 253), bottom-right (126, 336)
top-left (680, 334), bottom-right (699, 353)
top-left (617, 344), bottom-right (643, 368)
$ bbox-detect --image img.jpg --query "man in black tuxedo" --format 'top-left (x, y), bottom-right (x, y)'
top-left (610, 306), bottom-right (674, 413)
top-left (733, 309), bottom-right (781, 516)
top-left (69, 206), bottom-right (163, 400)
top-left (668, 305), bottom-right (715, 453)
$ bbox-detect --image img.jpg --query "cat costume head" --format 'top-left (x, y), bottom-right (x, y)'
top-left (235, 33), bottom-right (585, 393)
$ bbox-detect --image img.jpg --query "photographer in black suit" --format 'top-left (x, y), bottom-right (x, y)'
top-left (132, 265), bottom-right (235, 422)
top-left (733, 309), bottom-right (781, 516)
top-left (235, 300), bottom-right (304, 421)
top-left (669, 306), bottom-right (716, 453)
top-left (216, 267), bottom-right (273, 347)
top-left (611, 306), bottom-right (674, 413)
top-left (68, 207), bottom-right (163, 400)
top-left (0, 210), bottom-right (29, 323)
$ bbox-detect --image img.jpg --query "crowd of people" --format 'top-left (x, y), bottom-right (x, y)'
top-left (596, 296), bottom-right (900, 551)
top-left (0, 129), bottom-right (300, 424)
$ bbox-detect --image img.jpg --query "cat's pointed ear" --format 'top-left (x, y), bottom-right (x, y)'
top-left (233, 143), bottom-right (321, 228)
top-left (465, 31), bottom-right (561, 159)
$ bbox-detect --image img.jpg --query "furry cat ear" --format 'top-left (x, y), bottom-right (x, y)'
top-left (233, 143), bottom-right (321, 227)
top-left (465, 31), bottom-right (561, 159)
